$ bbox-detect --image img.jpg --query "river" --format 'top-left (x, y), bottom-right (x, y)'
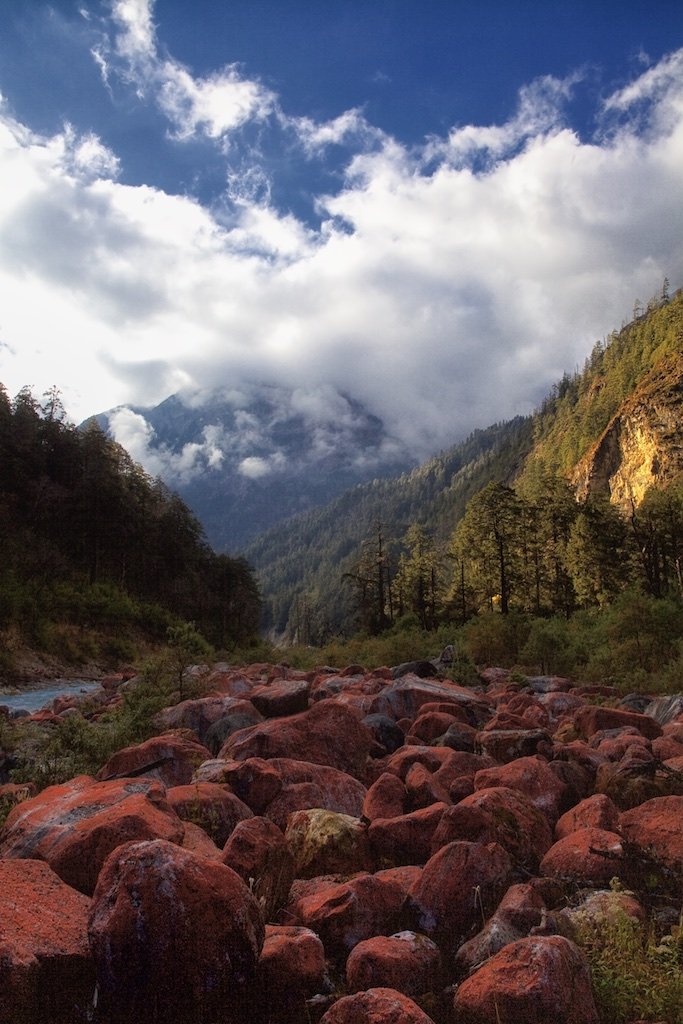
top-left (0, 680), bottom-right (102, 714)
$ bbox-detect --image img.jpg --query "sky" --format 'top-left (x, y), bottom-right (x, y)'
top-left (1, 0), bottom-right (682, 473)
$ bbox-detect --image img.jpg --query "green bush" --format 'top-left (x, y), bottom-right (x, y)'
top-left (573, 909), bottom-right (683, 1023)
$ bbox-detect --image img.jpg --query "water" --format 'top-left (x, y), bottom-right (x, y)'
top-left (0, 680), bottom-right (102, 714)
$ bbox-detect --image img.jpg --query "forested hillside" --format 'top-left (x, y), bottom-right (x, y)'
top-left (0, 386), bottom-right (260, 673)
top-left (247, 287), bottom-right (683, 642)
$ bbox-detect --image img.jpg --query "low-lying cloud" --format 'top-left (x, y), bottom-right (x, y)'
top-left (0, 0), bottom-right (682, 470)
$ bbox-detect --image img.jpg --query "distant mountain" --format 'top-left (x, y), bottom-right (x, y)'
top-left (96, 385), bottom-right (414, 552)
top-left (245, 289), bottom-right (683, 641)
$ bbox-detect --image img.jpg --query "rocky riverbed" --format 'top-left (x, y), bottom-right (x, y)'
top-left (0, 661), bottom-right (682, 1023)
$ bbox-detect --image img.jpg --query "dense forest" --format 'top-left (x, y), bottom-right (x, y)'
top-left (247, 287), bottom-right (683, 643)
top-left (0, 385), bottom-right (260, 671)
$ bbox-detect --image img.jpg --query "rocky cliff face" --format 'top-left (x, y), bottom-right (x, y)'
top-left (571, 355), bottom-right (683, 510)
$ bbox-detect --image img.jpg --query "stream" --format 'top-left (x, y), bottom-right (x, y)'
top-left (0, 680), bottom-right (102, 714)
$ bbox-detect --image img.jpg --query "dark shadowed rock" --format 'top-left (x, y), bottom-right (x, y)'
top-left (408, 840), bottom-right (512, 949)
top-left (88, 839), bottom-right (264, 1024)
top-left (222, 815), bottom-right (294, 919)
top-left (362, 714), bottom-right (405, 755)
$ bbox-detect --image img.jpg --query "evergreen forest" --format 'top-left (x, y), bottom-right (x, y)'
top-left (0, 384), bottom-right (260, 673)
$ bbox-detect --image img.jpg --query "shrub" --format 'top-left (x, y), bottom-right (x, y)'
top-left (573, 908), bottom-right (683, 1023)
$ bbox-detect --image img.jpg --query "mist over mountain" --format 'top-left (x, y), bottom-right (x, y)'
top-left (98, 384), bottom-right (413, 551)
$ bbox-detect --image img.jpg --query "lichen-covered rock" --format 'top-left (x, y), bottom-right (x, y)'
top-left (294, 873), bottom-right (407, 958)
top-left (0, 775), bottom-right (184, 895)
top-left (540, 827), bottom-right (624, 885)
top-left (260, 758), bottom-right (367, 827)
top-left (620, 795), bottom-right (683, 875)
top-left (555, 793), bottom-right (621, 840)
top-left (363, 772), bottom-right (407, 821)
top-left (166, 782), bottom-right (252, 846)
top-left (222, 815), bottom-right (294, 919)
top-left (430, 786), bottom-right (553, 871)
top-left (0, 859), bottom-right (94, 1024)
top-left (88, 838), bottom-right (264, 1024)
top-left (408, 840), bottom-right (512, 949)
top-left (256, 925), bottom-right (327, 1017)
top-left (345, 931), bottom-right (442, 997)
top-left (473, 756), bottom-right (568, 822)
top-left (285, 808), bottom-right (373, 878)
top-left (369, 803), bottom-right (449, 866)
top-left (453, 936), bottom-right (599, 1023)
top-left (96, 733), bottom-right (212, 787)
top-left (219, 701), bottom-right (373, 781)
top-left (573, 706), bottom-right (663, 741)
top-left (319, 987), bottom-right (437, 1024)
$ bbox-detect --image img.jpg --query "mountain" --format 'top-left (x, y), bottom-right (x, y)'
top-left (245, 288), bottom-right (683, 640)
top-left (570, 353), bottom-right (683, 510)
top-left (97, 385), bottom-right (413, 552)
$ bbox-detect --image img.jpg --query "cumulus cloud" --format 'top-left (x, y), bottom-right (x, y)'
top-left (0, 13), bottom-right (682, 471)
top-left (97, 0), bottom-right (275, 146)
top-left (108, 407), bottom-right (225, 482)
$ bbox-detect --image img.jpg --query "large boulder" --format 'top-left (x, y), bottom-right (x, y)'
top-left (319, 987), bottom-right (437, 1024)
top-left (453, 936), bottom-right (599, 1024)
top-left (256, 925), bottom-right (327, 1016)
top-left (540, 827), bottom-right (624, 886)
top-left (286, 808), bottom-right (372, 877)
top-left (219, 701), bottom-right (373, 781)
top-left (620, 795), bottom-right (683, 876)
top-left (430, 786), bottom-right (553, 871)
top-left (0, 859), bottom-right (94, 1024)
top-left (345, 931), bottom-right (442, 997)
top-left (368, 803), bottom-right (449, 867)
top-left (222, 816), bottom-right (295, 919)
top-left (260, 758), bottom-right (367, 827)
top-left (166, 782), bottom-right (252, 846)
top-left (88, 839), bottom-right (264, 1024)
top-left (96, 733), bottom-right (212, 787)
top-left (473, 756), bottom-right (568, 822)
top-left (573, 706), bottom-right (663, 741)
top-left (0, 775), bottom-right (184, 895)
top-left (408, 840), bottom-right (512, 949)
top-left (294, 873), bottom-right (408, 959)
top-left (555, 793), bottom-right (621, 840)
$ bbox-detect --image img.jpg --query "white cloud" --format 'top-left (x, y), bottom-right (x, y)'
top-left (103, 0), bottom-right (274, 146)
top-left (1, 24), bottom-right (683, 471)
top-left (108, 407), bottom-right (225, 482)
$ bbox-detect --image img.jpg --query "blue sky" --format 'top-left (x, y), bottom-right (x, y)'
top-left (1, 0), bottom-right (682, 474)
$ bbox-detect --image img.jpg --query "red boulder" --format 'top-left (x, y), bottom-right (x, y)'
top-left (0, 775), bottom-right (184, 895)
top-left (319, 987), bottom-right (436, 1024)
top-left (88, 838), bottom-right (264, 1024)
top-left (346, 930), bottom-right (442, 996)
top-left (0, 859), bottom-right (94, 1024)
top-left (453, 936), bottom-right (598, 1023)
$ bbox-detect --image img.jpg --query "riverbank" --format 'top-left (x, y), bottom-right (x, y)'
top-left (0, 645), bottom-right (114, 695)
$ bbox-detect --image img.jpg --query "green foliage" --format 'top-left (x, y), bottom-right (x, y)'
top-left (461, 611), bottom-right (531, 668)
top-left (0, 385), bottom-right (262, 665)
top-left (572, 910), bottom-right (683, 1024)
